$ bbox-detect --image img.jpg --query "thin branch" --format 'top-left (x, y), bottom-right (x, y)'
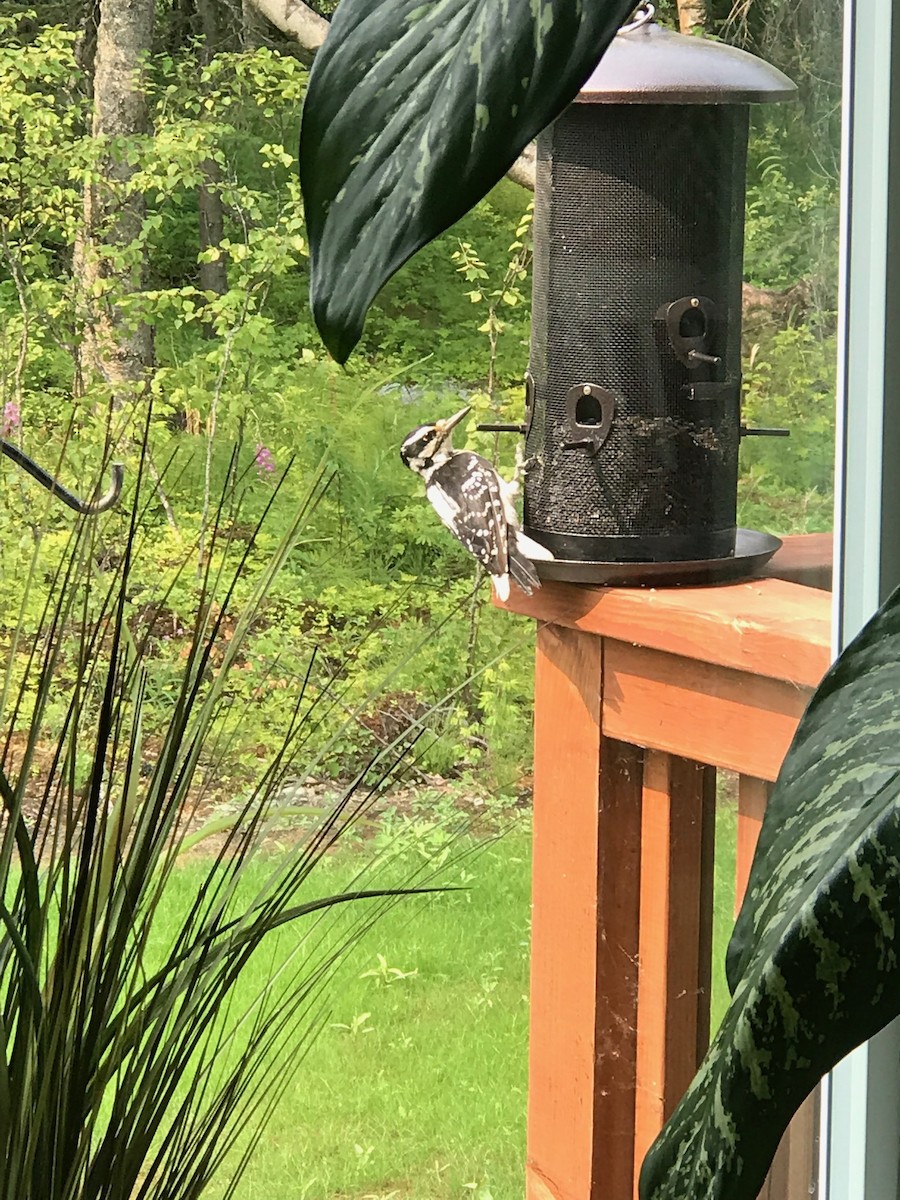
top-left (147, 453), bottom-right (179, 533)
top-left (0, 233), bottom-right (30, 407)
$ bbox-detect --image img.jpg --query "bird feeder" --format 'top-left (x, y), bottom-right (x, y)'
top-left (521, 7), bottom-right (797, 585)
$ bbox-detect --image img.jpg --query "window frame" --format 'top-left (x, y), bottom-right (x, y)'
top-left (827, 0), bottom-right (900, 1194)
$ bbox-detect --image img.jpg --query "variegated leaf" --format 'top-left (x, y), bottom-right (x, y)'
top-left (298, 0), bottom-right (635, 363)
top-left (640, 583), bottom-right (900, 1200)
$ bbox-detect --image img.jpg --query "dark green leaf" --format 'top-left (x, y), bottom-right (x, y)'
top-left (641, 583), bottom-right (900, 1200)
top-left (299, 0), bottom-right (636, 362)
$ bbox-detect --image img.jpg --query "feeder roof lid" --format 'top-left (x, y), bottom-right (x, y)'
top-left (577, 21), bottom-right (797, 104)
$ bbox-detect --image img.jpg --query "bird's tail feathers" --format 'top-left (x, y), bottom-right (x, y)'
top-left (492, 573), bottom-right (511, 602)
top-left (515, 531), bottom-right (555, 561)
top-left (509, 542), bottom-right (542, 596)
top-left (494, 534), bottom-right (553, 599)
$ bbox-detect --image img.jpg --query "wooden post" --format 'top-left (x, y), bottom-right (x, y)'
top-left (765, 1091), bottom-right (820, 1200)
top-left (595, 737), bottom-right (644, 1198)
top-left (633, 752), bottom-right (716, 1192)
top-left (736, 776), bottom-right (820, 1200)
top-left (736, 776), bottom-right (771, 918)
top-left (527, 625), bottom-right (643, 1200)
top-left (497, 561), bottom-right (833, 1200)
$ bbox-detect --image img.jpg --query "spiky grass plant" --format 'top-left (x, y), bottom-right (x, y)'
top-left (0, 448), bottom-right (440, 1200)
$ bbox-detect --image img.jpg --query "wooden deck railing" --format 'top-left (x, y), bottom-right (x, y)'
top-left (496, 534), bottom-right (833, 1200)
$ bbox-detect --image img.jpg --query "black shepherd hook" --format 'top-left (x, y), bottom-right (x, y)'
top-left (1, 440), bottom-right (124, 515)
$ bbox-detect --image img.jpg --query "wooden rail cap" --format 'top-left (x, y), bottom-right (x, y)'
top-left (495, 573), bottom-right (831, 689)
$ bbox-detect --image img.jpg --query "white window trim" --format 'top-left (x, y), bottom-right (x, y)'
top-left (828, 0), bottom-right (900, 1195)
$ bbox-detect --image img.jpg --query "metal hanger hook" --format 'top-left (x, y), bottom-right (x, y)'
top-left (1, 440), bottom-right (124, 515)
top-left (620, 3), bottom-right (656, 32)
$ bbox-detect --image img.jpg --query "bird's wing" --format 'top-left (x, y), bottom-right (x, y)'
top-left (425, 452), bottom-right (509, 577)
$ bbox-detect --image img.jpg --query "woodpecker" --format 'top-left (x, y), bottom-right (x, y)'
top-left (399, 405), bottom-right (553, 600)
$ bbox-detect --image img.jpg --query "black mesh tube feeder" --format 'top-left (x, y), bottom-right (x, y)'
top-left (521, 9), bottom-right (796, 585)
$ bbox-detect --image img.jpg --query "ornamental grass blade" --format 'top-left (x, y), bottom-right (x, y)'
top-left (639, 584), bottom-right (900, 1200)
top-left (0, 439), bottom-right (468, 1200)
top-left (299, 0), bottom-right (636, 362)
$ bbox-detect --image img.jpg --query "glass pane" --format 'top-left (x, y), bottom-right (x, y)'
top-left (0, 2), bottom-right (846, 1199)
top-left (735, 0), bottom-right (842, 540)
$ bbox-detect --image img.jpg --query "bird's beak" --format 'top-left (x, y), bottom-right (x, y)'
top-left (437, 406), bottom-right (471, 437)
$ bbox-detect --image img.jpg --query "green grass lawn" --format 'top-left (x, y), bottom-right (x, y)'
top-left (187, 829), bottom-right (532, 1200)
top-left (176, 792), bottom-right (739, 1200)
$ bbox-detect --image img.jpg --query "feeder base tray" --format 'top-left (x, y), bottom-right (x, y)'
top-left (534, 528), bottom-right (782, 587)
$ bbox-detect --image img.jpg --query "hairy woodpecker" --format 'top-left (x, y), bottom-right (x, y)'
top-left (399, 405), bottom-right (553, 601)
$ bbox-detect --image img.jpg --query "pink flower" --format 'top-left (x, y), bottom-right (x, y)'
top-left (255, 443), bottom-right (276, 477)
top-left (2, 401), bottom-right (21, 437)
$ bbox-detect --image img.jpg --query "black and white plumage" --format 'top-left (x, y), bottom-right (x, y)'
top-left (399, 405), bottom-right (553, 600)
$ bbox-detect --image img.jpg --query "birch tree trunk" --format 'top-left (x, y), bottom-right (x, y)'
top-left (677, 0), bottom-right (707, 36)
top-left (244, 0), bottom-right (329, 63)
top-left (76, 0), bottom-right (156, 395)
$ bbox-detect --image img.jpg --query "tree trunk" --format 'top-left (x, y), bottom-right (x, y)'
top-left (198, 165), bottom-right (228, 300)
top-left (677, 0), bottom-right (707, 36)
top-left (74, 0), bottom-right (101, 99)
top-left (197, 0), bottom-right (229, 304)
top-left (76, 0), bottom-right (156, 395)
top-left (243, 0), bottom-right (329, 63)
top-left (241, 0), bottom-right (269, 49)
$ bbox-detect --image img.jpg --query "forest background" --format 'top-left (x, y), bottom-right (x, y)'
top-left (0, 0), bottom-right (840, 801)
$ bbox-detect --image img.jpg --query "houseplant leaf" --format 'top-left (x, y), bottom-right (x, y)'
top-left (298, 0), bottom-right (636, 362)
top-left (640, 583), bottom-right (900, 1200)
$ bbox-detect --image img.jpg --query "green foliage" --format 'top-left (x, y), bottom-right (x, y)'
top-left (0, 14), bottom-right (538, 790)
top-left (640, 584), bottom-right (900, 1200)
top-left (0, 19), bottom-right (85, 256)
top-left (0, 460), bottom-right (451, 1200)
top-left (0, 7), bottom-right (840, 799)
top-left (358, 182), bottom-right (533, 384)
top-left (737, 323), bottom-right (836, 532)
top-left (744, 131), bottom-right (838, 291)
